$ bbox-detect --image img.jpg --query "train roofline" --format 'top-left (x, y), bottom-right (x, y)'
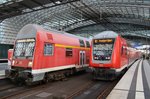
top-left (93, 31), bottom-right (118, 39)
top-left (16, 24), bottom-right (90, 41)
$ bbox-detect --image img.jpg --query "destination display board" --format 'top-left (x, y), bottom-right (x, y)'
top-left (93, 39), bottom-right (114, 44)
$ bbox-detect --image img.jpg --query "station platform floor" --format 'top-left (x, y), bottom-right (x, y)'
top-left (107, 59), bottom-right (150, 99)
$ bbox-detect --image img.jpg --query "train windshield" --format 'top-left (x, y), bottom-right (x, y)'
top-left (14, 39), bottom-right (35, 57)
top-left (93, 38), bottom-right (115, 61)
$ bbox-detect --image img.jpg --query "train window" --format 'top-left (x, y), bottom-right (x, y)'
top-left (25, 42), bottom-right (35, 57)
top-left (121, 46), bottom-right (124, 55)
top-left (86, 41), bottom-right (90, 48)
top-left (93, 38), bottom-right (115, 61)
top-left (14, 39), bottom-right (35, 57)
top-left (79, 39), bottom-right (85, 47)
top-left (44, 43), bottom-right (53, 56)
top-left (66, 48), bottom-right (73, 57)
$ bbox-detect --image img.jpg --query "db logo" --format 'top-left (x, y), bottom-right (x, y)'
top-left (99, 64), bottom-right (103, 67)
top-left (16, 61), bottom-right (22, 64)
top-left (19, 61), bottom-right (22, 64)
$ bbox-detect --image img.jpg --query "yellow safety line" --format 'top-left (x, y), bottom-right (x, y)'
top-left (55, 44), bottom-right (90, 50)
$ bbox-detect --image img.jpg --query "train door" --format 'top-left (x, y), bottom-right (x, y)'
top-left (79, 51), bottom-right (86, 66)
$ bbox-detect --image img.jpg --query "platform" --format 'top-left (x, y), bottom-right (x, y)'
top-left (0, 63), bottom-right (8, 79)
top-left (0, 59), bottom-right (8, 63)
top-left (107, 59), bottom-right (150, 99)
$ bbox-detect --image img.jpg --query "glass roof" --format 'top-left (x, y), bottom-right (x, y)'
top-left (0, 0), bottom-right (150, 44)
top-left (0, 0), bottom-right (8, 4)
top-left (0, 0), bottom-right (10, 4)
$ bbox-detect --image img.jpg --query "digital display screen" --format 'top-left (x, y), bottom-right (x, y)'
top-left (93, 38), bottom-right (115, 61)
top-left (93, 39), bottom-right (113, 44)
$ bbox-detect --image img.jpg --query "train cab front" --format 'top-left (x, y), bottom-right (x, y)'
top-left (90, 38), bottom-right (116, 80)
top-left (6, 39), bottom-right (35, 83)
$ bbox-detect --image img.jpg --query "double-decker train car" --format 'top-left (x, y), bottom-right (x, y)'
top-left (90, 31), bottom-right (141, 80)
top-left (6, 24), bottom-right (90, 84)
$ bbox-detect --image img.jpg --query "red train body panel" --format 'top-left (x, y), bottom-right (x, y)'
top-left (6, 24), bottom-right (90, 83)
top-left (90, 31), bottom-right (141, 80)
top-left (8, 49), bottom-right (13, 68)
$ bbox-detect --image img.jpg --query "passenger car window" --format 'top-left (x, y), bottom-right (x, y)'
top-left (66, 48), bottom-right (73, 57)
top-left (44, 43), bottom-right (53, 55)
top-left (86, 41), bottom-right (90, 48)
top-left (79, 39), bottom-right (85, 47)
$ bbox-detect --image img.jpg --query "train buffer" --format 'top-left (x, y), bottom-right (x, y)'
top-left (107, 59), bottom-right (150, 99)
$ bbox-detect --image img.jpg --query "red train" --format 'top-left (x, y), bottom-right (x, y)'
top-left (8, 49), bottom-right (13, 69)
top-left (6, 24), bottom-right (90, 84)
top-left (90, 31), bottom-right (141, 80)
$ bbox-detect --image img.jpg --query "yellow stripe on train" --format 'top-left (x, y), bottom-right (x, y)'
top-left (55, 44), bottom-right (90, 50)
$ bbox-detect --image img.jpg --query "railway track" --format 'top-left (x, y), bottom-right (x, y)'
top-left (0, 82), bottom-right (54, 99)
top-left (0, 79), bottom-right (24, 98)
top-left (97, 80), bottom-right (118, 99)
top-left (66, 81), bottom-right (95, 99)
top-left (0, 73), bottom-right (119, 99)
top-left (0, 78), bottom-right (53, 99)
top-left (0, 74), bottom-right (92, 99)
top-left (0, 79), bottom-right (17, 92)
top-left (0, 80), bottom-right (26, 99)
top-left (68, 80), bottom-right (119, 99)
top-left (0, 73), bottom-right (90, 99)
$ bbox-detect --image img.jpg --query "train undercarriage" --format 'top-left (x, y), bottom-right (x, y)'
top-left (6, 68), bottom-right (76, 85)
top-left (92, 67), bottom-right (127, 81)
top-left (5, 66), bottom-right (86, 85)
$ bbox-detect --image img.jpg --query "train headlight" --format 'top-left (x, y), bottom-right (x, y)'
top-left (28, 62), bottom-right (33, 67)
